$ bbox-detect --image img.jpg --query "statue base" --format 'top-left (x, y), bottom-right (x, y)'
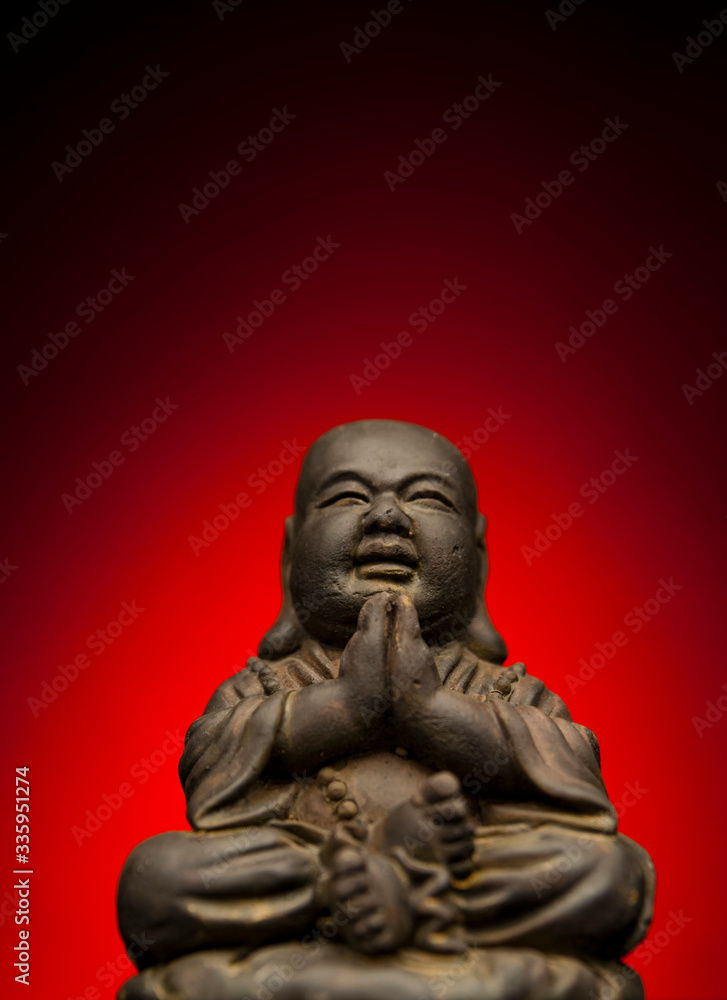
top-left (119, 941), bottom-right (643, 1000)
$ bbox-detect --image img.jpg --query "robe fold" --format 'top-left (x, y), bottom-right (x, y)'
top-left (180, 640), bottom-right (616, 836)
top-left (117, 640), bottom-right (654, 1000)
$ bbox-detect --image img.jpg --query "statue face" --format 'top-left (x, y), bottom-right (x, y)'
top-left (289, 421), bottom-right (481, 647)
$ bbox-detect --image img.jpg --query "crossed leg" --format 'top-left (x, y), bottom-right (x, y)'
top-left (117, 825), bottom-right (322, 970)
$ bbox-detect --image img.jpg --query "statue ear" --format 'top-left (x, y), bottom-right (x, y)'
top-left (258, 515), bottom-right (307, 659)
top-left (463, 512), bottom-right (508, 664)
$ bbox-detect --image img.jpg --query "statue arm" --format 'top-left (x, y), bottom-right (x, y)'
top-left (389, 596), bottom-right (614, 827)
top-left (179, 676), bottom-right (291, 830)
top-left (400, 687), bottom-right (616, 827)
top-left (178, 664), bottom-right (381, 828)
top-left (269, 590), bottom-right (396, 772)
top-left (269, 678), bottom-right (381, 774)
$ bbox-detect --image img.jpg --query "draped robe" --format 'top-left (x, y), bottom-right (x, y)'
top-left (116, 640), bottom-right (655, 1000)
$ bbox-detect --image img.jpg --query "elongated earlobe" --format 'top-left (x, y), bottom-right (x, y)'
top-left (463, 513), bottom-right (508, 663)
top-left (258, 516), bottom-right (307, 659)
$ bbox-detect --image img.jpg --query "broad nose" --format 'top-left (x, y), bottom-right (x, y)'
top-left (363, 493), bottom-right (412, 538)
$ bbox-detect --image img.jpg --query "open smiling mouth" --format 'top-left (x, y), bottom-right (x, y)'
top-left (354, 541), bottom-right (418, 580)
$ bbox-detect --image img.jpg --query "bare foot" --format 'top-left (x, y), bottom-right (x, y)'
top-left (416, 771), bottom-right (475, 880)
top-left (327, 844), bottom-right (413, 954)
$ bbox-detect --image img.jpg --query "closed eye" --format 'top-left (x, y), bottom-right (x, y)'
top-left (406, 490), bottom-right (456, 510)
top-left (318, 491), bottom-right (369, 507)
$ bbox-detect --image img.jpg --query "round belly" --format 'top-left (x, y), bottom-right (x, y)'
top-left (292, 751), bottom-right (432, 829)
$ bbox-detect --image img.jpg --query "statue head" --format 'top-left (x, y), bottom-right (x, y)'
top-left (259, 419), bottom-right (506, 663)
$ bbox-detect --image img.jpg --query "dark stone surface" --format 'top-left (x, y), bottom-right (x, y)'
top-left (117, 420), bottom-right (655, 999)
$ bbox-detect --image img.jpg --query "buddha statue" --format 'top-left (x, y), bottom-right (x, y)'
top-left (117, 419), bottom-right (655, 1000)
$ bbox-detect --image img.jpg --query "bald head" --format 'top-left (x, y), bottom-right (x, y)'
top-left (294, 420), bottom-right (479, 527)
top-left (287, 420), bottom-right (484, 647)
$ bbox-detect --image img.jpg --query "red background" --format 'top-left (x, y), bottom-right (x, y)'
top-left (2, 1), bottom-right (726, 997)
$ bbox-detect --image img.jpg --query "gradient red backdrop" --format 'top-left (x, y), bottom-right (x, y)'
top-left (2, 1), bottom-right (726, 997)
